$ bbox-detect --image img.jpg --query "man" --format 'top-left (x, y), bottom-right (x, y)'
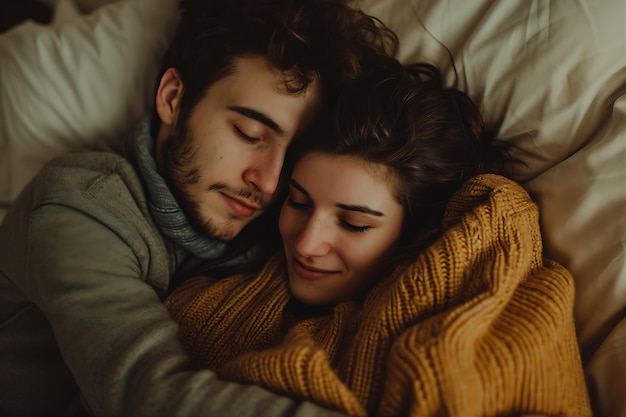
top-left (0, 0), bottom-right (397, 415)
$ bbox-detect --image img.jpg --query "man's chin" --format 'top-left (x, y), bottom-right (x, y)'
top-left (201, 226), bottom-right (238, 242)
top-left (198, 218), bottom-right (250, 242)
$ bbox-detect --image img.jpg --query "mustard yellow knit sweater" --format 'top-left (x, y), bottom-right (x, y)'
top-left (165, 174), bottom-right (592, 417)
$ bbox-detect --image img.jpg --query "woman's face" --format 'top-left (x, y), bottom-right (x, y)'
top-left (279, 151), bottom-right (404, 306)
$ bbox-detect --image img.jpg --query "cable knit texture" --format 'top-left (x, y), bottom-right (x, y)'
top-left (165, 174), bottom-right (592, 417)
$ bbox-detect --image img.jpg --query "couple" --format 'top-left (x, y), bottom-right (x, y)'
top-left (0, 1), bottom-right (590, 417)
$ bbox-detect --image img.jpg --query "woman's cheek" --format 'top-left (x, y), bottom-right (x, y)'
top-left (279, 205), bottom-right (299, 242)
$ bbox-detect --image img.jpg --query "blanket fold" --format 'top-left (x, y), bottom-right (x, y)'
top-left (165, 174), bottom-right (592, 417)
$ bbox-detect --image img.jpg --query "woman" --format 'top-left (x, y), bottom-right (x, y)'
top-left (165, 60), bottom-right (591, 417)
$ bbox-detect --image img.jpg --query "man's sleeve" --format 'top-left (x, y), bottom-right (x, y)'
top-left (25, 203), bottom-right (345, 417)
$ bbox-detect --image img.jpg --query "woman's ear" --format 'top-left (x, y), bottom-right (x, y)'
top-left (155, 67), bottom-right (183, 127)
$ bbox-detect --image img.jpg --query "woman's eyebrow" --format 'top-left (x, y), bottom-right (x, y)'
top-left (336, 203), bottom-right (384, 217)
top-left (288, 179), bottom-right (309, 196)
top-left (290, 178), bottom-right (384, 216)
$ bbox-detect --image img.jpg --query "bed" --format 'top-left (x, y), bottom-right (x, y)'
top-left (0, 0), bottom-right (624, 415)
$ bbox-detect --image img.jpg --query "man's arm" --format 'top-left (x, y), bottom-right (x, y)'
top-left (20, 202), bottom-right (345, 417)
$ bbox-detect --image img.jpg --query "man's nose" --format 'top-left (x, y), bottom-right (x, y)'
top-left (244, 148), bottom-right (285, 194)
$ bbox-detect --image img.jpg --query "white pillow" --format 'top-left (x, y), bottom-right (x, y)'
top-left (356, 1), bottom-right (626, 416)
top-left (0, 0), bottom-right (178, 211)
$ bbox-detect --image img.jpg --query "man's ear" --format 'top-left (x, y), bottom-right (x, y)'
top-left (155, 67), bottom-right (183, 126)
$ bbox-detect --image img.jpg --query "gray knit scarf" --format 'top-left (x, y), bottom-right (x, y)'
top-left (133, 117), bottom-right (232, 262)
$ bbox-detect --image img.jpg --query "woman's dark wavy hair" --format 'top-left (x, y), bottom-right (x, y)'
top-left (159, 0), bottom-right (398, 133)
top-left (295, 58), bottom-right (510, 255)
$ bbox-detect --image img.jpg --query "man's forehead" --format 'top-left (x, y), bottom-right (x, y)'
top-left (200, 56), bottom-right (323, 138)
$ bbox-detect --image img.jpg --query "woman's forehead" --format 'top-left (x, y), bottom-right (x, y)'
top-left (292, 151), bottom-right (400, 202)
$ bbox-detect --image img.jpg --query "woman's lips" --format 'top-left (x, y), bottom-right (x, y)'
top-left (220, 193), bottom-right (259, 218)
top-left (292, 259), bottom-right (338, 281)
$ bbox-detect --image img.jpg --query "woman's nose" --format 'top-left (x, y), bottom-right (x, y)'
top-left (294, 216), bottom-right (332, 258)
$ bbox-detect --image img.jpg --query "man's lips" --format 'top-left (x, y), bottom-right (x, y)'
top-left (220, 192), bottom-right (260, 218)
top-left (292, 259), bottom-right (338, 280)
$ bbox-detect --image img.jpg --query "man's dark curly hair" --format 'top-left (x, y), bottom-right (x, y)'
top-left (160, 0), bottom-right (398, 132)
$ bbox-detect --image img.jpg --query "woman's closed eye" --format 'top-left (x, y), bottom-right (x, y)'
top-left (339, 219), bottom-right (371, 233)
top-left (286, 197), bottom-right (310, 210)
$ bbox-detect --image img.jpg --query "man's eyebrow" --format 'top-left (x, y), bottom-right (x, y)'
top-left (336, 203), bottom-right (385, 217)
top-left (228, 105), bottom-right (284, 135)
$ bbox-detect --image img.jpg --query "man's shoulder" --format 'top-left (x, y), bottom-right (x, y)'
top-left (27, 150), bottom-right (150, 219)
top-left (1, 150), bottom-right (176, 295)
top-left (45, 150), bottom-right (136, 178)
top-left (42, 149), bottom-right (141, 192)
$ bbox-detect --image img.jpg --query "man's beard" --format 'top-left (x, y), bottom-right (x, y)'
top-left (161, 129), bottom-right (228, 241)
top-left (160, 129), bottom-right (268, 242)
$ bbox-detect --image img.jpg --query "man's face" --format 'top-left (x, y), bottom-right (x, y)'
top-left (157, 56), bottom-right (322, 241)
